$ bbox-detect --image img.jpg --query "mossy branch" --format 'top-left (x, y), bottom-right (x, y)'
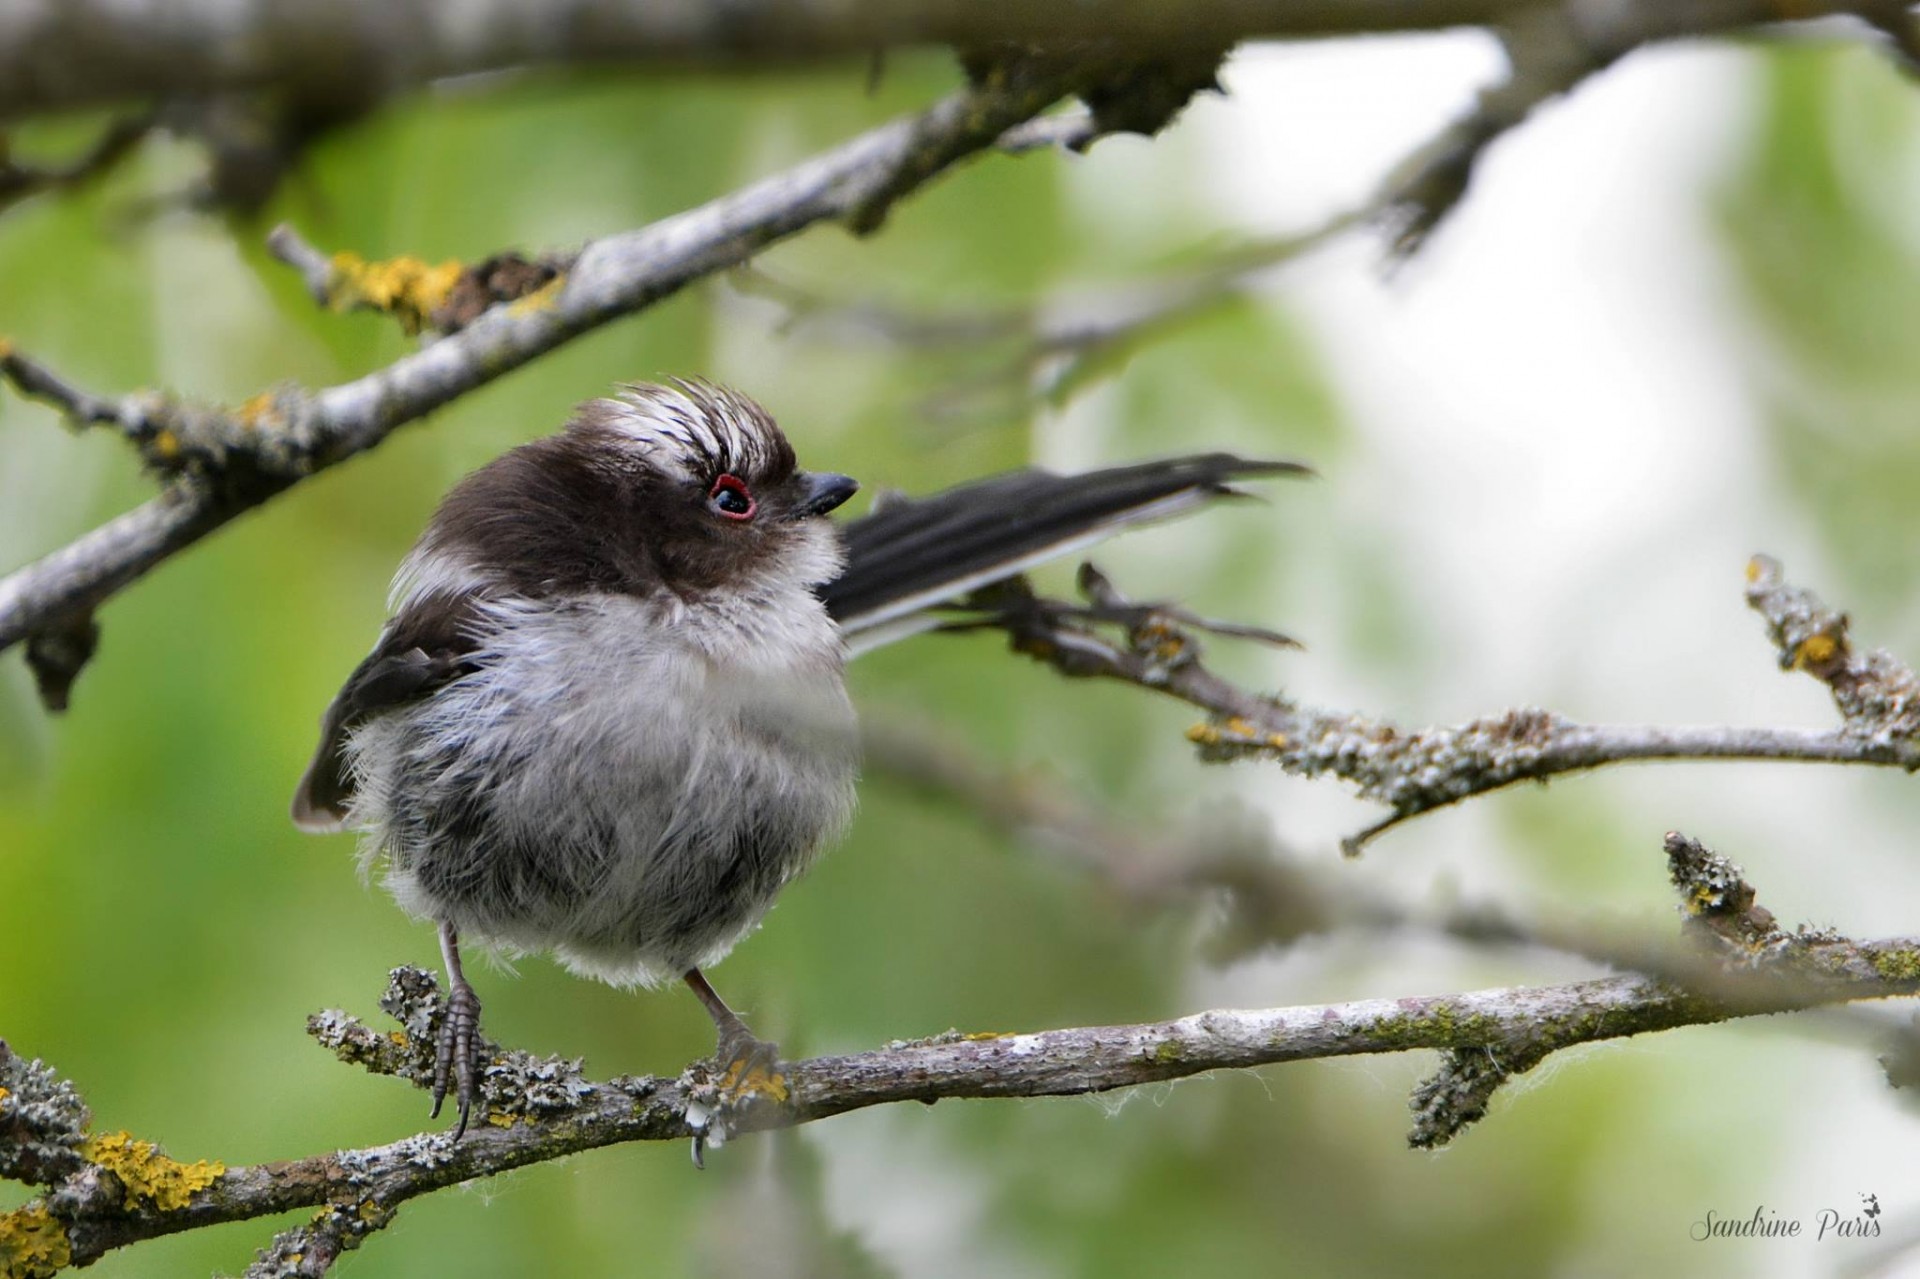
top-left (6, 831), bottom-right (1919, 1279)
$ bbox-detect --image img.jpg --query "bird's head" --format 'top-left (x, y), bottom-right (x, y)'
top-left (405, 379), bottom-right (858, 605)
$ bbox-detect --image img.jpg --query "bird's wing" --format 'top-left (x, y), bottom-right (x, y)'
top-left (290, 593), bottom-right (487, 832)
top-left (819, 453), bottom-right (1308, 655)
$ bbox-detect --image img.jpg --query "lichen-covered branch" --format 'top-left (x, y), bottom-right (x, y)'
top-left (7, 836), bottom-right (1919, 1278)
top-left (0, 58), bottom-right (1125, 673)
top-left (946, 557), bottom-right (1920, 854)
top-left (1745, 553), bottom-right (1920, 765)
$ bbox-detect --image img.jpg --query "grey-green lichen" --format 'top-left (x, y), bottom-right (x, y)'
top-left (1363, 1002), bottom-right (1505, 1054)
top-left (1871, 949), bottom-right (1920, 984)
top-left (1408, 1048), bottom-right (1513, 1149)
top-left (1190, 706), bottom-right (1565, 814)
top-left (246, 1199), bottom-right (396, 1278)
top-left (0, 1042), bottom-right (91, 1185)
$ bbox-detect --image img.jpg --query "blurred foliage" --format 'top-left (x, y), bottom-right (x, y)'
top-left (1716, 42), bottom-right (1920, 615)
top-left (0, 36), bottom-right (1912, 1279)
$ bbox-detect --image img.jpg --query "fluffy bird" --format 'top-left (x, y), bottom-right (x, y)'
top-left (293, 380), bottom-right (1302, 1135)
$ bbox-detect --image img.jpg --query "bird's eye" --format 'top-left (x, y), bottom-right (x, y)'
top-left (707, 473), bottom-right (756, 521)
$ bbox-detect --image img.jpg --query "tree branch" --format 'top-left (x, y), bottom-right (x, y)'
top-left (860, 712), bottom-right (1920, 1058)
top-left (0, 60), bottom-right (1120, 669)
top-left (7, 833), bottom-right (1919, 1277)
top-left (4, 0), bottom-right (1914, 121)
top-left (936, 557), bottom-right (1920, 854)
top-left (0, 1), bottom-right (1529, 120)
top-left (1380, 7), bottom-right (1616, 255)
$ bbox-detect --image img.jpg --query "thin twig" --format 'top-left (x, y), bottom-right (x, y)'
top-left (263, 223), bottom-right (333, 306)
top-left (730, 209), bottom-right (1362, 424)
top-left (0, 112), bottom-right (155, 216)
top-left (1378, 9), bottom-right (1614, 256)
top-left (0, 346), bottom-right (127, 427)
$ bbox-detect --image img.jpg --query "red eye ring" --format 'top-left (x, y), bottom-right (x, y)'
top-left (707, 473), bottom-right (756, 521)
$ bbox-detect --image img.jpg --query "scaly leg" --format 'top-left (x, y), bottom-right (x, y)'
top-left (684, 967), bottom-right (778, 1073)
top-left (431, 922), bottom-right (484, 1138)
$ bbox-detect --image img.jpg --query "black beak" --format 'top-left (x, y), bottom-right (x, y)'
top-left (793, 471), bottom-right (859, 519)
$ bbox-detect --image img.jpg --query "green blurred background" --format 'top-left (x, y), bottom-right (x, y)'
top-left (5, 35), bottom-right (1920, 1279)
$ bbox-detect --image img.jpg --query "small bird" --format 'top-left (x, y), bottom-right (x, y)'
top-left (292, 379), bottom-right (1302, 1136)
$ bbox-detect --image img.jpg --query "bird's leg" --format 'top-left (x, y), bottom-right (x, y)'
top-left (684, 967), bottom-right (778, 1075)
top-left (682, 968), bottom-right (784, 1168)
top-left (431, 922), bottom-right (484, 1138)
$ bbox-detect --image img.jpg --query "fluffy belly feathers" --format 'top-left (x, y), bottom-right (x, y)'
top-left (345, 596), bottom-right (858, 986)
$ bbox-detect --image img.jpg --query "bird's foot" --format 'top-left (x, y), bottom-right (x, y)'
top-left (430, 976), bottom-right (485, 1138)
top-left (685, 1026), bottom-right (788, 1170)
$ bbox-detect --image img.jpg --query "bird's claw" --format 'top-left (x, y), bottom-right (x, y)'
top-left (686, 1030), bottom-right (788, 1169)
top-left (431, 977), bottom-right (484, 1138)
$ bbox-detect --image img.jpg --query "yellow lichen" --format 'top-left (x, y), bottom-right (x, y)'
top-left (0, 1204), bottom-right (72, 1279)
top-left (235, 392), bottom-right (279, 430)
top-left (326, 251), bottom-right (464, 335)
top-left (720, 1060), bottom-right (790, 1105)
top-left (147, 429), bottom-right (180, 462)
top-left (1188, 719), bottom-right (1286, 751)
top-left (484, 1112), bottom-right (517, 1130)
top-left (81, 1131), bottom-right (224, 1211)
top-left (1793, 634), bottom-right (1840, 669)
top-left (507, 274), bottom-right (566, 316)
top-left (1744, 556), bottom-right (1765, 584)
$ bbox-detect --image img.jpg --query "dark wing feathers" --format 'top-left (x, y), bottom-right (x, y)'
top-left (290, 594), bottom-right (485, 831)
top-left (819, 453), bottom-right (1306, 642)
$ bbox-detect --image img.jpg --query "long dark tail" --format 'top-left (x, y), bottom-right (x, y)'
top-left (819, 453), bottom-right (1309, 653)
